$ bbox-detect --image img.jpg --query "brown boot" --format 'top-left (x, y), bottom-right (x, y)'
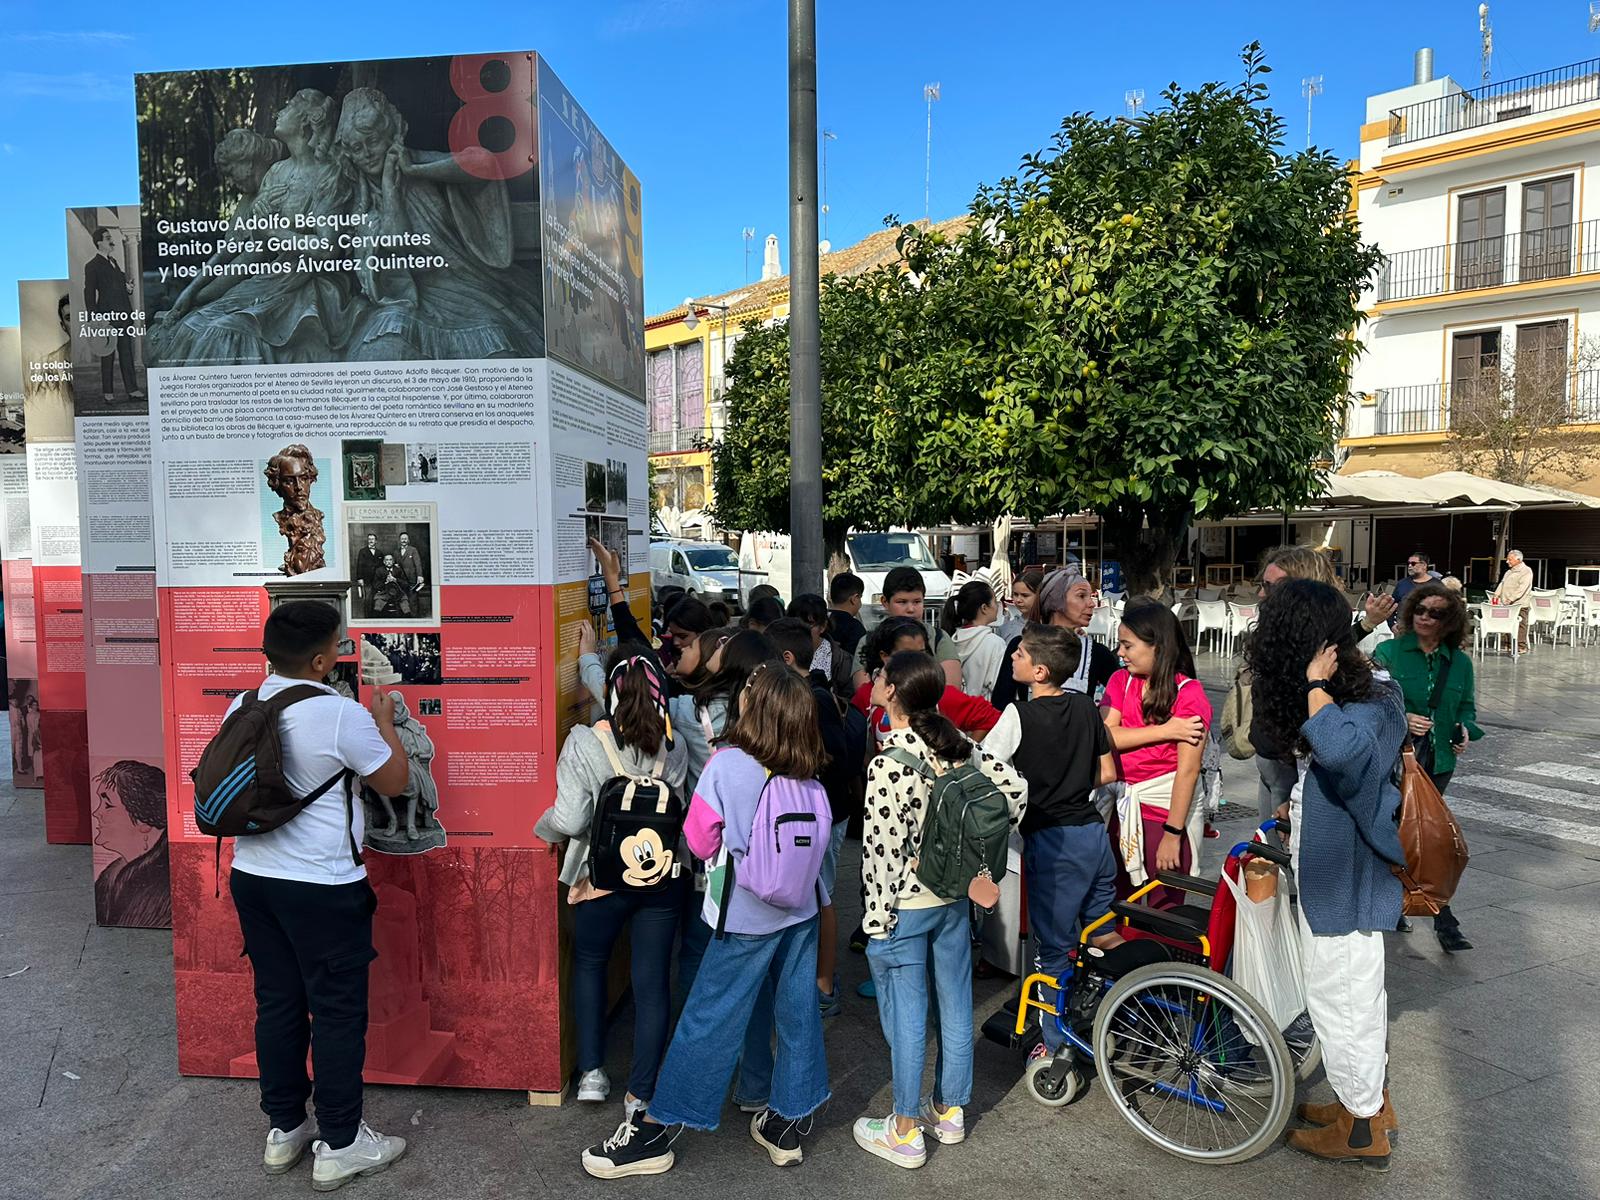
top-left (1287, 1104), bottom-right (1392, 1171)
top-left (1297, 1089), bottom-right (1398, 1140)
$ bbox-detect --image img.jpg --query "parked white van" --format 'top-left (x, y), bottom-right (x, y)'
top-left (649, 539), bottom-right (742, 609)
top-left (736, 529), bottom-right (951, 628)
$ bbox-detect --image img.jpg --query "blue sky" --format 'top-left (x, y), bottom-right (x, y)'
top-left (0, 0), bottom-right (1590, 325)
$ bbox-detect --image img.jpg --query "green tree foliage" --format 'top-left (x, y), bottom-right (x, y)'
top-left (709, 267), bottom-right (918, 566)
top-left (711, 45), bottom-right (1382, 592)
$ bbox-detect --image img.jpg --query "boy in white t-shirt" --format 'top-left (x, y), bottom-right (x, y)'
top-left (225, 601), bottom-right (409, 1189)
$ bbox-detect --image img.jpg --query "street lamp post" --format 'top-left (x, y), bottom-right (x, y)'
top-left (788, 0), bottom-right (825, 596)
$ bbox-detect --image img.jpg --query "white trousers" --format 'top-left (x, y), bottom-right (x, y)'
top-left (1296, 903), bottom-right (1388, 1118)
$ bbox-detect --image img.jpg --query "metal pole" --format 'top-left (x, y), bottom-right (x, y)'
top-left (788, 0), bottom-right (824, 594)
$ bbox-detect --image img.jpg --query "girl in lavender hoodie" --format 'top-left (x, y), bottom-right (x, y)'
top-left (582, 662), bottom-right (832, 1180)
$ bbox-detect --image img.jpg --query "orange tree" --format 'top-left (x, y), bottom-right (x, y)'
top-left (712, 46), bottom-right (1381, 593)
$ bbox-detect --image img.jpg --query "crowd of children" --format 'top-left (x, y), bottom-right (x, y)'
top-left (560, 542), bottom-right (1221, 1177)
top-left (205, 543), bottom-right (1230, 1189)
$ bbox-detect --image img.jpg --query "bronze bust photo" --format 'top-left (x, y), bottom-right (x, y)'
top-left (265, 444), bottom-right (326, 575)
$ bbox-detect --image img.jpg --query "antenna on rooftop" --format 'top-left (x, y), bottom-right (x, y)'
top-left (1124, 89), bottom-right (1144, 119)
top-left (742, 226), bottom-right (756, 284)
top-left (923, 83), bottom-right (941, 224)
top-left (1302, 75), bottom-right (1323, 149)
top-left (1479, 3), bottom-right (1493, 84)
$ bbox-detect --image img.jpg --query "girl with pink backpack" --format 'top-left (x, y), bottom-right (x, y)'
top-left (581, 662), bottom-right (834, 1180)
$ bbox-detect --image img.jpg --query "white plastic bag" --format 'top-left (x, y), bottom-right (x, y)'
top-left (1221, 864), bottom-right (1307, 1040)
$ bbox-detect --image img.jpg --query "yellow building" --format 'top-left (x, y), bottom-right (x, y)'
top-left (645, 220), bottom-right (966, 529)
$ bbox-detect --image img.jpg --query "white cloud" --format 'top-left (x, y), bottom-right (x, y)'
top-left (602, 1), bottom-right (702, 37)
top-left (0, 72), bottom-right (126, 102)
top-left (6, 31), bottom-right (134, 45)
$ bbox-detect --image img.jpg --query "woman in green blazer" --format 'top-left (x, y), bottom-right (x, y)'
top-left (1374, 581), bottom-right (1484, 954)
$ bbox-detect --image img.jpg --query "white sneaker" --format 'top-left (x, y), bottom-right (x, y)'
top-left (577, 1068), bottom-right (611, 1102)
top-left (263, 1118), bottom-right (315, 1174)
top-left (624, 1094), bottom-right (649, 1121)
top-left (310, 1122), bottom-right (407, 1192)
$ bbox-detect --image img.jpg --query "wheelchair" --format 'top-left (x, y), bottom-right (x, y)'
top-left (983, 822), bottom-right (1320, 1165)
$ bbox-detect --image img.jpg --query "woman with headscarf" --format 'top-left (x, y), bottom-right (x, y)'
top-left (990, 568), bottom-right (1120, 708)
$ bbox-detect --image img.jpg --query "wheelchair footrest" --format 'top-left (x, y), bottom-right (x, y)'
top-left (982, 1007), bottom-right (1039, 1051)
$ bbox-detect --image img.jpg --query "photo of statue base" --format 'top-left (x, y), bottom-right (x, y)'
top-left (361, 691), bottom-right (445, 856)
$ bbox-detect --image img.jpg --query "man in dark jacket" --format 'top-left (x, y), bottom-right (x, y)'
top-left (84, 227), bottom-right (143, 400)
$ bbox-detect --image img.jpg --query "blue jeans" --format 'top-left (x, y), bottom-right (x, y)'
top-left (572, 883), bottom-right (682, 1101)
top-left (650, 917), bottom-right (829, 1130)
top-left (1023, 824), bottom-right (1117, 1052)
top-left (818, 821), bottom-right (850, 900)
top-left (866, 902), bottom-right (973, 1118)
top-left (675, 902), bottom-right (774, 1106)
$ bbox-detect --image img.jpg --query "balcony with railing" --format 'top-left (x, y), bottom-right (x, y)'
top-left (1368, 370), bottom-right (1600, 435)
top-left (1377, 219), bottom-right (1600, 302)
top-left (1389, 58), bottom-right (1600, 147)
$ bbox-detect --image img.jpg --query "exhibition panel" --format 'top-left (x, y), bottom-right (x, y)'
top-left (19, 278), bottom-right (90, 844)
top-left (136, 52), bottom-right (646, 1093)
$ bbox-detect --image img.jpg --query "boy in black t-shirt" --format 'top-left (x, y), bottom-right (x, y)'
top-left (985, 626), bottom-right (1121, 1063)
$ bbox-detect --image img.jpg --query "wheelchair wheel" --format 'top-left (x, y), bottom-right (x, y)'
top-left (1025, 1053), bottom-right (1086, 1108)
top-left (1284, 1011), bottom-right (1323, 1081)
top-left (1092, 961), bottom-right (1293, 1165)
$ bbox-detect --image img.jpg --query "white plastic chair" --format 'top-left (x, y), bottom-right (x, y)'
top-left (1193, 600), bottom-right (1229, 655)
top-left (1171, 600), bottom-right (1197, 642)
top-left (1197, 587), bottom-right (1224, 602)
top-left (1226, 602), bottom-right (1259, 657)
top-left (1476, 605), bottom-right (1521, 660)
top-left (1586, 591), bottom-right (1600, 644)
top-left (1087, 604), bottom-right (1117, 647)
top-left (1528, 596), bottom-right (1560, 645)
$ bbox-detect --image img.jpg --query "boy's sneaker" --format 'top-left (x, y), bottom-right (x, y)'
top-left (848, 925), bottom-right (868, 953)
top-left (623, 1095), bottom-right (648, 1122)
top-left (1026, 1042), bottom-right (1051, 1065)
top-left (853, 1113), bottom-right (926, 1169)
top-left (577, 1068), bottom-right (610, 1102)
top-left (310, 1123), bottom-right (406, 1192)
top-left (582, 1115), bottom-right (680, 1179)
top-left (856, 979), bottom-right (877, 1000)
top-left (750, 1108), bottom-right (806, 1167)
top-left (919, 1100), bottom-right (965, 1145)
top-left (737, 1099), bottom-right (768, 1114)
top-left (262, 1118), bottom-right (315, 1174)
top-left (819, 985), bottom-right (842, 1020)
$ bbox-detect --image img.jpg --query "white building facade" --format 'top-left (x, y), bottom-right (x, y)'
top-left (1344, 52), bottom-right (1600, 497)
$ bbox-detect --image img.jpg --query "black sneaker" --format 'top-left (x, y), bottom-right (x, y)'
top-left (849, 925), bottom-right (868, 953)
top-left (1435, 926), bottom-right (1474, 953)
top-left (750, 1108), bottom-right (806, 1167)
top-left (582, 1116), bottom-right (680, 1179)
top-left (1394, 916), bottom-right (1413, 933)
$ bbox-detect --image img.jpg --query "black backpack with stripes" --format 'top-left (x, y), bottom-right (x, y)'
top-left (191, 686), bottom-right (355, 863)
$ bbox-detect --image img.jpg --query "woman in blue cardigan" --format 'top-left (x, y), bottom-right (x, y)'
top-left (1249, 579), bottom-right (1407, 1172)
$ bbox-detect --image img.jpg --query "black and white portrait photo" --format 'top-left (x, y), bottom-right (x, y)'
top-left (67, 205), bottom-right (147, 416)
top-left (344, 500), bottom-right (438, 625)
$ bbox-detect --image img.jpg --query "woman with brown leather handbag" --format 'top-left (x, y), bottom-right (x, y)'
top-left (1374, 583), bottom-right (1482, 953)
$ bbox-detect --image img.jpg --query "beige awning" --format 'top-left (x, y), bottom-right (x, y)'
top-left (1320, 470), bottom-right (1598, 511)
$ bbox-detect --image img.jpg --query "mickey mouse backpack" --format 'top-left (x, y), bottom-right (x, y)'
top-left (586, 726), bottom-right (685, 893)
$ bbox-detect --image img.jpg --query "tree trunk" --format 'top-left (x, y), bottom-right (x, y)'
top-left (1100, 503), bottom-right (1190, 597)
top-left (823, 520), bottom-right (850, 582)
